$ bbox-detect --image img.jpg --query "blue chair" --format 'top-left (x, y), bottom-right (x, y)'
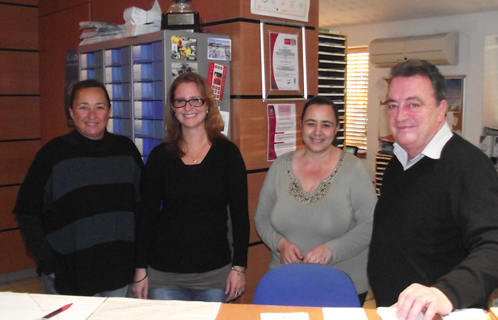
top-left (252, 263), bottom-right (360, 307)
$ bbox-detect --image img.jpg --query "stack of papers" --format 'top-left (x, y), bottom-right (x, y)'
top-left (79, 21), bottom-right (125, 46)
top-left (79, 0), bottom-right (163, 46)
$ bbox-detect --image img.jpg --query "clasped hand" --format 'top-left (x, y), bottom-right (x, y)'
top-left (394, 283), bottom-right (453, 320)
top-left (277, 238), bottom-right (332, 265)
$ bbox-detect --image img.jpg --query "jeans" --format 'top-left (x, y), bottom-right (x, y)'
top-left (41, 273), bottom-right (129, 297)
top-left (149, 287), bottom-right (227, 302)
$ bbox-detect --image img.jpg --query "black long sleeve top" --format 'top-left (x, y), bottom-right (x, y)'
top-left (135, 138), bottom-right (249, 273)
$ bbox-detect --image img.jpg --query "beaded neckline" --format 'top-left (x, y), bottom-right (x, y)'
top-left (286, 150), bottom-right (345, 204)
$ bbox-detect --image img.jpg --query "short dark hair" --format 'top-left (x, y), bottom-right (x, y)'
top-left (300, 96), bottom-right (340, 146)
top-left (69, 79), bottom-right (111, 109)
top-left (301, 96), bottom-right (339, 123)
top-left (165, 72), bottom-right (226, 157)
top-left (390, 59), bottom-right (446, 104)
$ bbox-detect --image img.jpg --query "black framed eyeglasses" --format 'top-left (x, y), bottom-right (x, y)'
top-left (172, 98), bottom-right (205, 108)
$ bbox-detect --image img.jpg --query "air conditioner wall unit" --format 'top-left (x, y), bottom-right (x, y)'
top-left (369, 32), bottom-right (458, 68)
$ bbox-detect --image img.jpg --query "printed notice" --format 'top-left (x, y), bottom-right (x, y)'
top-left (270, 32), bottom-right (299, 91)
top-left (251, 0), bottom-right (310, 22)
top-left (207, 62), bottom-right (227, 101)
top-left (267, 104), bottom-right (296, 161)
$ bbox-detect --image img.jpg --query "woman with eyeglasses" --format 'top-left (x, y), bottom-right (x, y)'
top-left (133, 72), bottom-right (249, 303)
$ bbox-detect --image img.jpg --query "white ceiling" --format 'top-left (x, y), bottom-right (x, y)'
top-left (319, 0), bottom-right (498, 29)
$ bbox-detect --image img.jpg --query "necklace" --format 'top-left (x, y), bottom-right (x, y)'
top-left (287, 150), bottom-right (345, 204)
top-left (186, 142), bottom-right (208, 163)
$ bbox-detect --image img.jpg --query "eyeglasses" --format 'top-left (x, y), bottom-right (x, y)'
top-left (171, 98), bottom-right (205, 108)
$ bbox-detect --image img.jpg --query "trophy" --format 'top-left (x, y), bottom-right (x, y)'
top-left (162, 0), bottom-right (202, 33)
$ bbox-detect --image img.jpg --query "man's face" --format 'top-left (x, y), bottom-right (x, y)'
top-left (387, 75), bottom-right (447, 159)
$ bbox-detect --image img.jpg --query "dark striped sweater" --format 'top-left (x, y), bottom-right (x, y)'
top-left (14, 130), bottom-right (143, 295)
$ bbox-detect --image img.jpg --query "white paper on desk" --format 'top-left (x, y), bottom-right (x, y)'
top-left (441, 308), bottom-right (486, 320)
top-left (377, 307), bottom-right (486, 320)
top-left (377, 307), bottom-right (423, 320)
top-left (89, 298), bottom-right (221, 320)
top-left (323, 307), bottom-right (368, 320)
top-left (0, 292), bottom-right (105, 320)
top-left (260, 312), bottom-right (309, 320)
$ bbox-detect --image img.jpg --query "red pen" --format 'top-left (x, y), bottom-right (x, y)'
top-left (41, 303), bottom-right (73, 319)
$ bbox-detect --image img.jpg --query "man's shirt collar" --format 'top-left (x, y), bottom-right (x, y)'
top-left (393, 122), bottom-right (453, 170)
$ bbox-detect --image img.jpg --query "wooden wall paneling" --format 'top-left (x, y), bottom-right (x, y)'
top-left (0, 187), bottom-right (20, 230)
top-left (201, 22), bottom-right (259, 96)
top-left (0, 97), bottom-right (40, 140)
top-left (0, 51), bottom-right (39, 95)
top-left (39, 4), bottom-right (89, 144)
top-left (305, 28), bottom-right (318, 96)
top-left (229, 97), bottom-right (242, 148)
top-left (0, 141), bottom-right (39, 186)
top-left (38, 0), bottom-right (87, 17)
top-left (0, 5), bottom-right (38, 50)
top-left (232, 99), bottom-right (305, 171)
top-left (0, 230), bottom-right (36, 274)
top-left (206, 23), bottom-right (317, 97)
top-left (194, 0), bottom-right (318, 29)
top-left (2, 0), bottom-right (37, 5)
top-left (91, 0), bottom-right (172, 24)
top-left (247, 171), bottom-right (267, 244)
top-left (238, 243), bottom-right (271, 304)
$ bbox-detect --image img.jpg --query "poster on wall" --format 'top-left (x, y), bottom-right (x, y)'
top-left (267, 104), bottom-right (297, 161)
top-left (250, 0), bottom-right (310, 22)
top-left (269, 32), bottom-right (299, 91)
top-left (445, 75), bottom-right (465, 136)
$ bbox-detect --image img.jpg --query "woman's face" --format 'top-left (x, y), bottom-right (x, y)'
top-left (172, 82), bottom-right (208, 130)
top-left (301, 104), bottom-right (339, 153)
top-left (69, 87), bottom-right (111, 140)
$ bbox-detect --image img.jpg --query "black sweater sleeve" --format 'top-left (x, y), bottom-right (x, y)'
top-left (225, 142), bottom-right (249, 267)
top-left (13, 144), bottom-right (56, 275)
top-left (433, 142), bottom-right (498, 309)
top-left (134, 144), bottom-right (165, 268)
